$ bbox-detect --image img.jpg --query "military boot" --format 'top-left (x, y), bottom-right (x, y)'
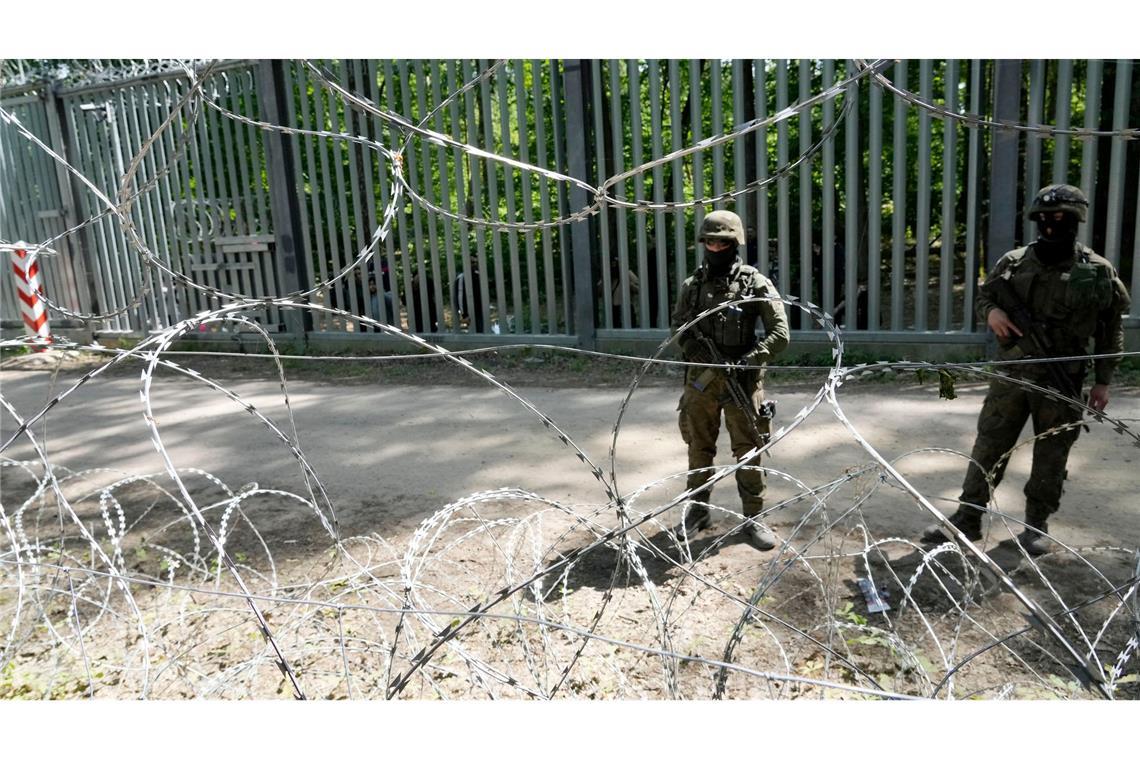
top-left (743, 521), bottom-right (778, 551)
top-left (921, 507), bottom-right (983, 544)
top-left (673, 504), bottom-right (711, 540)
top-left (1016, 517), bottom-right (1051, 556)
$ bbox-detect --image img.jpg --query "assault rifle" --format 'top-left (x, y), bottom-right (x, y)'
top-left (989, 277), bottom-right (1084, 402)
top-left (690, 331), bottom-right (777, 441)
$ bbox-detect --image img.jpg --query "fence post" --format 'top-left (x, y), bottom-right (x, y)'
top-left (561, 59), bottom-right (596, 349)
top-left (256, 60), bottom-right (312, 335)
top-left (986, 59), bottom-right (1022, 272)
top-left (45, 84), bottom-right (98, 318)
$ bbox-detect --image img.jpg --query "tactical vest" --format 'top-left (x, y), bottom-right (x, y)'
top-left (681, 263), bottom-right (765, 359)
top-left (992, 243), bottom-right (1116, 372)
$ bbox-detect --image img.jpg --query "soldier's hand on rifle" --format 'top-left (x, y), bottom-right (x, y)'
top-left (987, 307), bottom-right (1023, 341)
top-left (1089, 383), bottom-right (1110, 413)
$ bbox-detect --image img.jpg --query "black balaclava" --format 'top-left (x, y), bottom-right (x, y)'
top-left (1034, 213), bottom-right (1080, 266)
top-left (704, 242), bottom-right (738, 277)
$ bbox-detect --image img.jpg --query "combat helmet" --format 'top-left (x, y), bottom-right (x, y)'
top-left (1026, 184), bottom-right (1089, 222)
top-left (699, 210), bottom-right (746, 246)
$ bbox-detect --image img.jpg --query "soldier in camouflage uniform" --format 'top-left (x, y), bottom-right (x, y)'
top-left (671, 210), bottom-right (791, 550)
top-left (922, 184), bottom-right (1131, 555)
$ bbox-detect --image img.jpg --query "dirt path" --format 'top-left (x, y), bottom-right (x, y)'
top-left (1, 360), bottom-right (1138, 699)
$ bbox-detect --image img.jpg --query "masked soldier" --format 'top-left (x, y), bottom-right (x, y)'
top-left (922, 184), bottom-right (1130, 555)
top-left (671, 210), bottom-right (791, 550)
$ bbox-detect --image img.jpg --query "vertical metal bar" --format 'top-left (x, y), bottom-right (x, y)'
top-left (775, 59), bottom-right (790, 299)
top-left (498, 64), bottom-right (523, 334)
top-left (915, 59), bottom-right (932, 332)
top-left (221, 74), bottom-right (252, 237)
top-left (964, 60), bottom-right (982, 332)
top-left (732, 59), bottom-right (747, 235)
top-left (531, 59), bottom-right (556, 334)
top-left (691, 60), bottom-right (705, 243)
top-left (628, 60), bottom-right (649, 328)
top-left (181, 83), bottom-right (213, 318)
top-left (821, 59), bottom-right (835, 318)
top-left (460, 60), bottom-right (488, 333)
top-left (388, 60), bottom-right (417, 330)
top-left (563, 59), bottom-right (595, 346)
top-left (45, 84), bottom-right (94, 316)
top-left (204, 76), bottom-right (232, 241)
top-left (755, 60), bottom-right (769, 277)
top-left (549, 59), bottom-right (572, 334)
top-left (669, 60), bottom-right (686, 300)
top-left (110, 96), bottom-right (144, 330)
top-left (65, 98), bottom-right (113, 327)
top-left (798, 59), bottom-right (812, 325)
top-left (132, 83), bottom-right (174, 326)
top-left (1103, 59), bottom-right (1132, 268)
top-left (711, 60), bottom-right (725, 207)
top-left (402, 60), bottom-right (432, 332)
top-left (526, 59), bottom-right (554, 332)
top-left (32, 101), bottom-right (74, 312)
top-left (122, 85), bottom-right (161, 330)
top-left (293, 63), bottom-right (325, 326)
top-left (431, 61), bottom-right (460, 334)
top-left (86, 98), bottom-right (130, 330)
top-left (1052, 60), bottom-right (1074, 184)
top-left (257, 60), bottom-right (310, 333)
top-left (245, 71), bottom-right (270, 233)
top-left (610, 60), bottom-right (631, 328)
top-left (1078, 60), bottom-right (1102, 247)
top-left (95, 96), bottom-right (131, 330)
top-left (891, 60), bottom-right (907, 331)
top-left (369, 60), bottom-right (399, 326)
top-left (150, 80), bottom-right (186, 321)
top-left (109, 89), bottom-right (150, 331)
top-left (161, 79), bottom-right (194, 323)
top-left (314, 66), bottom-right (342, 327)
top-left (331, 63), bottom-right (360, 326)
top-left (1023, 59), bottom-right (1046, 245)
top-left (988, 59), bottom-right (1022, 271)
top-left (593, 60), bottom-right (613, 329)
top-left (650, 59), bottom-right (667, 329)
top-left (131, 84), bottom-right (170, 327)
top-left (843, 60), bottom-right (859, 330)
top-left (414, 61), bottom-right (446, 332)
top-left (354, 60), bottom-right (380, 323)
top-left (939, 59), bottom-right (958, 332)
top-left (515, 61), bottom-right (540, 333)
top-left (481, 60), bottom-right (508, 331)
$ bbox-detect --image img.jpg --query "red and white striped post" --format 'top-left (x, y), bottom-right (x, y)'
top-left (10, 242), bottom-right (52, 349)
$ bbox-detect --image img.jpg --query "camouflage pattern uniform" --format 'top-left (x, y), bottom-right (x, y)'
top-left (951, 186), bottom-right (1130, 539)
top-left (671, 231), bottom-right (790, 519)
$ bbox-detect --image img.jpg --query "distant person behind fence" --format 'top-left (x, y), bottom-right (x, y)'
top-left (409, 272), bottom-right (439, 333)
top-left (599, 258), bottom-right (640, 328)
top-left (453, 255), bottom-right (486, 332)
top-left (920, 184), bottom-right (1130, 555)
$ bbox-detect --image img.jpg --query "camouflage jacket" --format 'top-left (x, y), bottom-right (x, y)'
top-left (670, 258), bottom-right (790, 363)
top-left (978, 242), bottom-right (1131, 385)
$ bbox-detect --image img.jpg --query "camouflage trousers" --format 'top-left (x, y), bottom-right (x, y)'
top-left (959, 376), bottom-right (1084, 524)
top-left (678, 368), bottom-right (770, 517)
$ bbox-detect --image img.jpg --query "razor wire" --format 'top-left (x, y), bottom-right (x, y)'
top-left (1, 58), bottom-right (1139, 700)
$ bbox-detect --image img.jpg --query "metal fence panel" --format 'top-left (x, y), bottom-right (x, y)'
top-left (3, 59), bottom-right (1138, 342)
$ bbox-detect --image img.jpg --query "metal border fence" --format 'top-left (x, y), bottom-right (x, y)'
top-left (2, 59), bottom-right (1137, 351)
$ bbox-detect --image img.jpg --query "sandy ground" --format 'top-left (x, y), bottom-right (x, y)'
top-left (1, 360), bottom-right (1139, 700)
top-left (2, 365), bottom-right (1138, 549)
